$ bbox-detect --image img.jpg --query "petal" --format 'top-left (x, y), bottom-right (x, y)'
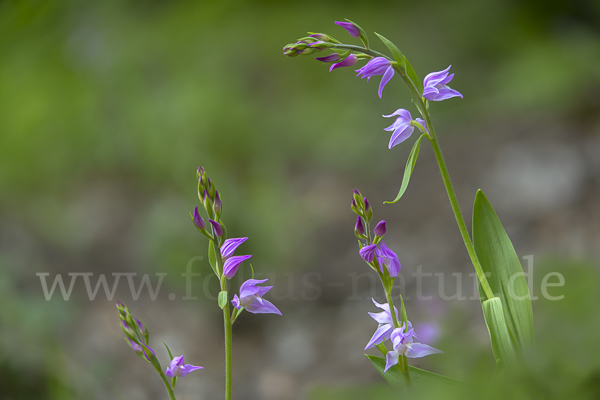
top-left (364, 324), bottom-right (394, 350)
top-left (165, 367), bottom-right (174, 378)
top-left (329, 54), bottom-right (358, 72)
top-left (378, 66), bottom-right (395, 98)
top-left (382, 108), bottom-right (412, 121)
top-left (431, 86), bottom-right (463, 101)
top-left (178, 364), bottom-right (204, 377)
top-left (223, 255), bottom-right (252, 279)
top-left (405, 343), bottom-right (444, 358)
top-left (239, 278), bottom-right (269, 297)
top-left (356, 57), bottom-right (391, 78)
top-left (315, 54), bottom-right (341, 63)
top-left (423, 65), bottom-right (452, 88)
top-left (220, 237), bottom-right (248, 259)
top-left (245, 298), bottom-right (282, 315)
top-left (368, 310), bottom-right (392, 324)
top-left (359, 244), bottom-right (377, 263)
top-left (334, 21), bottom-right (361, 38)
top-left (422, 85), bottom-right (440, 100)
top-left (384, 351), bottom-right (400, 372)
top-left (389, 124), bottom-right (415, 149)
top-left (232, 294), bottom-right (241, 310)
top-left (438, 72), bottom-right (454, 86)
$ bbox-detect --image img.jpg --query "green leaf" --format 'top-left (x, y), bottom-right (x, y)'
top-left (384, 134), bottom-right (426, 204)
top-left (218, 290), bottom-right (228, 309)
top-left (481, 297), bottom-right (518, 369)
top-left (405, 58), bottom-right (424, 96)
top-left (367, 355), bottom-right (466, 394)
top-left (208, 240), bottom-right (219, 276)
top-left (374, 32), bottom-right (406, 70)
top-left (162, 341), bottom-right (174, 360)
top-left (398, 294), bottom-right (408, 325)
top-left (473, 190), bottom-right (535, 351)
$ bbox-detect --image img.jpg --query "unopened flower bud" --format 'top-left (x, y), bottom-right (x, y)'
top-left (116, 301), bottom-right (128, 319)
top-left (364, 197), bottom-right (373, 221)
top-left (316, 53), bottom-right (342, 63)
top-left (309, 33), bottom-right (330, 42)
top-left (197, 166), bottom-right (204, 180)
top-left (203, 189), bottom-right (213, 210)
top-left (209, 219), bottom-right (223, 237)
top-left (213, 191), bottom-right (222, 217)
top-left (207, 179), bottom-right (216, 200)
top-left (122, 320), bottom-right (136, 339)
top-left (355, 217), bottom-right (366, 237)
top-left (351, 199), bottom-right (361, 215)
top-left (374, 220), bottom-right (387, 237)
top-left (352, 190), bottom-right (364, 207)
top-left (335, 21), bottom-right (361, 38)
top-left (193, 206), bottom-right (206, 230)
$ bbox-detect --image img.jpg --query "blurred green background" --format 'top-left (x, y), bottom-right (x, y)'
top-left (1, 0), bottom-right (599, 399)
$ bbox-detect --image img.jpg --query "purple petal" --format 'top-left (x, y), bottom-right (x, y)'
top-left (405, 343), bottom-right (443, 358)
top-left (245, 298), bottom-right (282, 315)
top-left (365, 324), bottom-right (394, 350)
top-left (329, 54), bottom-right (358, 72)
top-left (166, 367), bottom-right (174, 378)
top-left (356, 57), bottom-right (391, 78)
top-left (193, 206), bottom-right (206, 230)
top-left (384, 350), bottom-right (400, 372)
top-left (208, 219), bottom-right (223, 237)
top-left (378, 66), bottom-right (395, 98)
top-left (431, 86), bottom-right (463, 101)
top-left (382, 108), bottom-right (412, 121)
top-left (422, 85), bottom-right (440, 100)
top-left (374, 220), bottom-right (386, 236)
top-left (335, 21), bottom-right (361, 38)
top-left (388, 124), bottom-right (415, 149)
top-left (359, 244), bottom-right (377, 263)
top-left (315, 53), bottom-right (341, 63)
top-left (223, 255), bottom-right (252, 279)
top-left (439, 72), bottom-right (455, 86)
top-left (178, 364), bottom-right (204, 377)
top-left (170, 355), bottom-right (184, 369)
top-left (423, 65), bottom-right (452, 88)
top-left (220, 237), bottom-right (248, 259)
top-left (232, 294), bottom-right (241, 310)
top-left (368, 310), bottom-right (392, 324)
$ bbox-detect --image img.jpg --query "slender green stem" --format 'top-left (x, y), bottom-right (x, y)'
top-left (157, 370), bottom-right (177, 400)
top-left (391, 65), bottom-right (495, 300)
top-left (332, 44), bottom-right (391, 60)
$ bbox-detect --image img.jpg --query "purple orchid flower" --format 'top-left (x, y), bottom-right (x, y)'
top-left (335, 21), bottom-right (361, 38)
top-left (165, 355), bottom-right (204, 378)
top-left (330, 54), bottom-right (358, 72)
top-left (365, 299), bottom-right (399, 350)
top-left (220, 237), bottom-right (248, 261)
top-left (382, 109), bottom-right (427, 149)
top-left (376, 240), bottom-right (401, 277)
top-left (422, 65), bottom-right (463, 101)
top-left (223, 255), bottom-right (252, 279)
top-left (384, 322), bottom-right (443, 372)
top-left (232, 279), bottom-right (282, 315)
top-left (355, 57), bottom-right (395, 98)
top-left (359, 244), bottom-right (377, 263)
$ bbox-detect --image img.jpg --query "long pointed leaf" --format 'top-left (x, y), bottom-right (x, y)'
top-left (473, 190), bottom-right (535, 350)
top-left (385, 134), bottom-right (426, 204)
top-left (481, 297), bottom-right (518, 369)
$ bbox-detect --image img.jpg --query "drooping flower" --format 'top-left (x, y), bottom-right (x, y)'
top-left (220, 237), bottom-right (248, 261)
top-left (356, 57), bottom-right (395, 98)
top-left (335, 21), bottom-right (361, 38)
top-left (232, 279), bottom-right (282, 315)
top-left (330, 54), bottom-right (358, 72)
top-left (359, 244), bottom-right (377, 263)
top-left (422, 65), bottom-right (463, 101)
top-left (384, 323), bottom-right (443, 372)
top-left (374, 220), bottom-right (386, 237)
top-left (165, 355), bottom-right (204, 378)
top-left (223, 255), bottom-right (252, 279)
top-left (365, 299), bottom-right (399, 350)
top-left (376, 240), bottom-right (401, 277)
top-left (382, 109), bottom-right (427, 149)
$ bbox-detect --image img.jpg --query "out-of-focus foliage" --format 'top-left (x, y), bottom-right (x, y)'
top-left (1, 0), bottom-right (599, 399)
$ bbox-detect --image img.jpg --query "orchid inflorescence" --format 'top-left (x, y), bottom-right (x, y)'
top-left (283, 19), bottom-right (535, 394)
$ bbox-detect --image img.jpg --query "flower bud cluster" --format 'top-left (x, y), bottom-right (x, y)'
top-left (116, 302), bottom-right (156, 363)
top-left (194, 166), bottom-right (226, 243)
top-left (282, 33), bottom-right (338, 57)
top-left (351, 190), bottom-right (387, 243)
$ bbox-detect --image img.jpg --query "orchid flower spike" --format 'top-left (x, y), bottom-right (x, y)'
top-left (232, 279), bottom-right (282, 315)
top-left (384, 322), bottom-right (443, 372)
top-left (382, 109), bottom-right (427, 149)
top-left (356, 57), bottom-right (394, 98)
top-left (165, 355), bottom-right (204, 378)
top-left (422, 65), bottom-right (463, 101)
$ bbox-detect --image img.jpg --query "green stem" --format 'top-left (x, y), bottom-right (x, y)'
top-left (391, 65), bottom-right (495, 300)
top-left (332, 44), bottom-right (391, 60)
top-left (157, 370), bottom-right (177, 400)
top-left (223, 291), bottom-right (233, 400)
